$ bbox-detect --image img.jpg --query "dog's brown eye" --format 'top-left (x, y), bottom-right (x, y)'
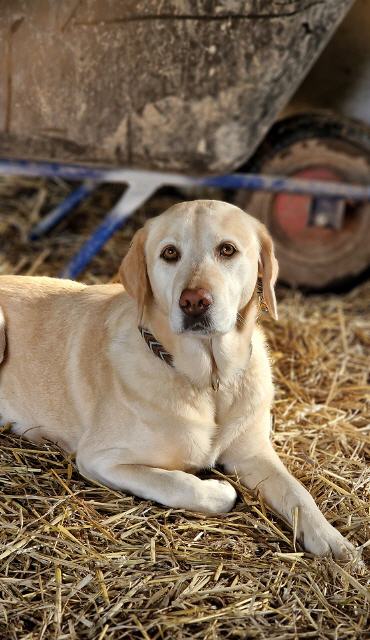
top-left (161, 245), bottom-right (180, 262)
top-left (219, 243), bottom-right (237, 258)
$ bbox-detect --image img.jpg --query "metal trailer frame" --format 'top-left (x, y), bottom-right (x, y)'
top-left (1, 158), bottom-right (369, 280)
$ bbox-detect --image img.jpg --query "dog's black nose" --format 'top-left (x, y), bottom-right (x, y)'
top-left (179, 288), bottom-right (213, 317)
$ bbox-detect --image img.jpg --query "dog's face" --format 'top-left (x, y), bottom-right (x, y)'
top-left (120, 200), bottom-right (278, 335)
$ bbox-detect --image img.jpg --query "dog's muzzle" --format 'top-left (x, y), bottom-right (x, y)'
top-left (179, 288), bottom-right (213, 333)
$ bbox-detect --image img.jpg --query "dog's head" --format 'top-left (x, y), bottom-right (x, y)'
top-left (120, 200), bottom-right (278, 335)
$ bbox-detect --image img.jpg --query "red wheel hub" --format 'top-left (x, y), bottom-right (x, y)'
top-left (272, 167), bottom-right (343, 245)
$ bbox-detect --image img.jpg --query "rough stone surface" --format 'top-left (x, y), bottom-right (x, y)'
top-left (0, 0), bottom-right (354, 172)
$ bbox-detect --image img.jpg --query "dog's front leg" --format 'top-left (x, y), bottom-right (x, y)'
top-left (76, 449), bottom-right (237, 514)
top-left (220, 411), bottom-right (355, 559)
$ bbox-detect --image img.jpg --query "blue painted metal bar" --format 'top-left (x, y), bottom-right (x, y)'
top-left (60, 182), bottom-right (158, 279)
top-left (2, 157), bottom-right (370, 279)
top-left (0, 158), bottom-right (107, 182)
top-left (202, 173), bottom-right (370, 200)
top-left (29, 180), bottom-right (96, 239)
top-left (1, 158), bottom-right (370, 200)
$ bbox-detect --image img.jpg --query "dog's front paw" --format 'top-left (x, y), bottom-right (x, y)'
top-left (198, 479), bottom-right (237, 514)
top-left (298, 511), bottom-right (355, 560)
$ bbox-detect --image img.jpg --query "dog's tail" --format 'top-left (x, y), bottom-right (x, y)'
top-left (0, 306), bottom-right (6, 364)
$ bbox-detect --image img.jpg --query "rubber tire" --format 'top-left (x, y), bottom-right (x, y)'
top-left (234, 112), bottom-right (370, 289)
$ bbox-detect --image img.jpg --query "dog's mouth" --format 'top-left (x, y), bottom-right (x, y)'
top-left (181, 314), bottom-right (214, 335)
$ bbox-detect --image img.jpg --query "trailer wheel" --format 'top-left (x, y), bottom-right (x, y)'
top-left (235, 113), bottom-right (370, 289)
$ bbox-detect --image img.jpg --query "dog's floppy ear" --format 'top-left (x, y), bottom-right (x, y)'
top-left (257, 222), bottom-right (279, 320)
top-left (119, 228), bottom-right (152, 320)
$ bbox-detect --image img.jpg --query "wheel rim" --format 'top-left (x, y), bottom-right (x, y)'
top-left (270, 167), bottom-right (365, 262)
top-left (234, 113), bottom-right (370, 287)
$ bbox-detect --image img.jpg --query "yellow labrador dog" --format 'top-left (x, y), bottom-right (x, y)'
top-left (0, 200), bottom-right (355, 559)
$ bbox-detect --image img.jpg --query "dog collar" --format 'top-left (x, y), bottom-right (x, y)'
top-left (139, 326), bottom-right (253, 391)
top-left (139, 326), bottom-right (219, 390)
top-left (139, 327), bottom-right (174, 367)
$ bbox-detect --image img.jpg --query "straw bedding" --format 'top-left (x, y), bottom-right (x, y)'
top-left (0, 177), bottom-right (369, 639)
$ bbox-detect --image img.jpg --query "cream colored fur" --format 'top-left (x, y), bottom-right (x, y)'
top-left (0, 201), bottom-right (355, 559)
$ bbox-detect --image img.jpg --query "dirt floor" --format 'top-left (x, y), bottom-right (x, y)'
top-left (0, 177), bottom-right (369, 639)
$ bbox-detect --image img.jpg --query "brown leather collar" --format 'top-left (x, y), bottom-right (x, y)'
top-left (139, 327), bottom-right (174, 367)
top-left (139, 326), bottom-right (253, 390)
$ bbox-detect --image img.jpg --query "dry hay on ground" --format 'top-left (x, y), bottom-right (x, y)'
top-left (0, 177), bottom-right (369, 639)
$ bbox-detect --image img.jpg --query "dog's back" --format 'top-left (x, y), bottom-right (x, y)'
top-left (0, 275), bottom-right (87, 380)
top-left (0, 276), bottom-right (127, 450)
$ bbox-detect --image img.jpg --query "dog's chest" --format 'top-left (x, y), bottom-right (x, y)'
top-left (180, 383), bottom-right (252, 471)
